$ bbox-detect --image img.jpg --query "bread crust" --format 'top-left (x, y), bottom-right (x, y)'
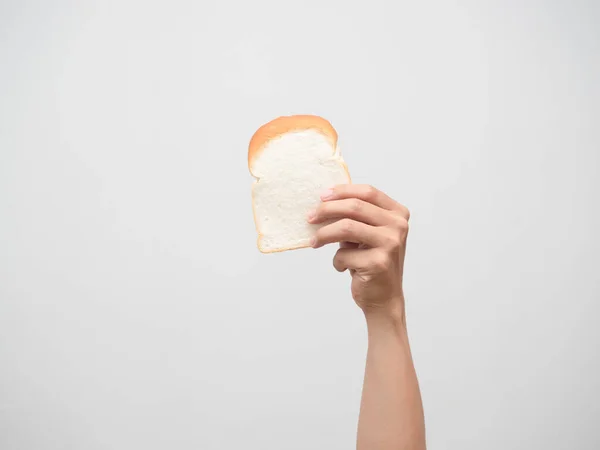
top-left (249, 115), bottom-right (349, 253)
top-left (248, 115), bottom-right (338, 175)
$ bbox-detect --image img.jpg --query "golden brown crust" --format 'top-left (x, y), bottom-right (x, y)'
top-left (248, 115), bottom-right (338, 173)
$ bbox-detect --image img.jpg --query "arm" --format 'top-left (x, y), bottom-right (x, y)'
top-left (309, 184), bottom-right (426, 450)
top-left (360, 306), bottom-right (425, 450)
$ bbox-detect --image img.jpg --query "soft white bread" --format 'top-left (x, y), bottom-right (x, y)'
top-left (249, 115), bottom-right (351, 253)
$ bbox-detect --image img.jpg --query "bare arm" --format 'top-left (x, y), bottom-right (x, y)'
top-left (309, 184), bottom-right (426, 450)
top-left (360, 307), bottom-right (425, 450)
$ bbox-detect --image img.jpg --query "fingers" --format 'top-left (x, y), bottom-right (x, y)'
top-left (308, 198), bottom-right (392, 226)
top-left (333, 248), bottom-right (389, 272)
top-left (333, 248), bottom-right (364, 272)
top-left (309, 185), bottom-right (409, 250)
top-left (322, 184), bottom-right (410, 220)
top-left (312, 219), bottom-right (385, 249)
top-left (339, 241), bottom-right (359, 249)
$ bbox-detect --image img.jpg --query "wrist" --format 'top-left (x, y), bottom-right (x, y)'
top-left (363, 297), bottom-right (407, 332)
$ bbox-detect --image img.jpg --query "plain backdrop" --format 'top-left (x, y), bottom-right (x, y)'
top-left (1, 1), bottom-right (599, 449)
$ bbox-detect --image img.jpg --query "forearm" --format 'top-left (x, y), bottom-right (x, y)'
top-left (357, 301), bottom-right (426, 450)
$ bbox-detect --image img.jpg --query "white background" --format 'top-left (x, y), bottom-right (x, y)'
top-left (1, 1), bottom-right (599, 449)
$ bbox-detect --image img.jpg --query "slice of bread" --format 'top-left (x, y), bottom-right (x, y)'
top-left (248, 115), bottom-right (351, 253)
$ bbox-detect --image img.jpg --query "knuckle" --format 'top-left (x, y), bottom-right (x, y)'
top-left (340, 218), bottom-right (354, 234)
top-left (395, 217), bottom-right (409, 233)
top-left (350, 199), bottom-right (362, 213)
top-left (365, 185), bottom-right (377, 200)
top-left (404, 207), bottom-right (411, 221)
top-left (389, 213), bottom-right (409, 233)
top-left (385, 229), bottom-right (402, 249)
top-left (371, 251), bottom-right (391, 272)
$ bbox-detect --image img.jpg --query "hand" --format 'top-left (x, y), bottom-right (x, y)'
top-left (308, 185), bottom-right (410, 318)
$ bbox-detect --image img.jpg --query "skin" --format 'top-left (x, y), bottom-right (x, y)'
top-left (307, 184), bottom-right (426, 450)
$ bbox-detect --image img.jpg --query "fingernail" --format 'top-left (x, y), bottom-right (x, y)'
top-left (306, 210), bottom-right (316, 222)
top-left (320, 188), bottom-right (334, 200)
top-left (310, 237), bottom-right (317, 247)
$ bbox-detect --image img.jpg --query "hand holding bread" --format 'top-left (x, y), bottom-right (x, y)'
top-left (249, 115), bottom-right (409, 317)
top-left (308, 184), bottom-right (409, 317)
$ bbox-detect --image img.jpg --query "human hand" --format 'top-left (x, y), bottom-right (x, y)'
top-left (308, 185), bottom-right (410, 319)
